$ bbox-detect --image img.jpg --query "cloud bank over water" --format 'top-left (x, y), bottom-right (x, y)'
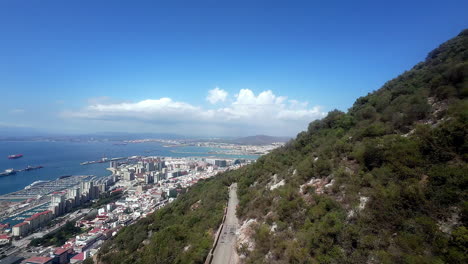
top-left (62, 88), bottom-right (326, 136)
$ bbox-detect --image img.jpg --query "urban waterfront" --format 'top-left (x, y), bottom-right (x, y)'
top-left (0, 151), bottom-right (262, 263)
top-left (0, 141), bottom-right (258, 196)
top-left (0, 139), bottom-right (282, 263)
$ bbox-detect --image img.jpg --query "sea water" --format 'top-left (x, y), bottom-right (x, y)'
top-left (0, 141), bottom-right (258, 195)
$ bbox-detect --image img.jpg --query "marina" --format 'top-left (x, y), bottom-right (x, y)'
top-left (0, 175), bottom-right (95, 200)
top-left (1, 200), bottom-right (51, 227)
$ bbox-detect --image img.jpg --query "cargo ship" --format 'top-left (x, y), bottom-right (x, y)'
top-left (0, 169), bottom-right (16, 176)
top-left (7, 154), bottom-right (23, 159)
top-left (80, 157), bottom-right (108, 165)
top-left (24, 165), bottom-right (43, 171)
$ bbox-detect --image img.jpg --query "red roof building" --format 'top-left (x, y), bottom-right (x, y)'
top-left (70, 252), bottom-right (85, 264)
top-left (13, 222), bottom-right (28, 227)
top-left (0, 234), bottom-right (11, 245)
top-left (24, 256), bottom-right (54, 264)
top-left (54, 247), bottom-right (68, 255)
top-left (53, 247), bottom-right (70, 264)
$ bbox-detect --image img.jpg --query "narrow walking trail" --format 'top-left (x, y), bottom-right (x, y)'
top-left (212, 183), bottom-right (239, 264)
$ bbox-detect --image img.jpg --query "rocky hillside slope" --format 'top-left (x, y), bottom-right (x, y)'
top-left (233, 29), bottom-right (467, 264)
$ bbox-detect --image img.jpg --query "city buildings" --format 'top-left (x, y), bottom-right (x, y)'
top-left (2, 155), bottom-right (253, 262)
top-left (0, 234), bottom-right (11, 245)
top-left (12, 222), bottom-right (29, 237)
top-left (24, 210), bottom-right (53, 230)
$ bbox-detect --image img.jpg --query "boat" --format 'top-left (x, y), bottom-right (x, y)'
top-left (24, 165), bottom-right (43, 171)
top-left (58, 175), bottom-right (72, 179)
top-left (81, 157), bottom-right (108, 165)
top-left (0, 168), bottom-right (16, 176)
top-left (7, 154), bottom-right (23, 159)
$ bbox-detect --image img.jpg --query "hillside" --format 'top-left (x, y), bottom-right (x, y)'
top-left (97, 30), bottom-right (467, 264)
top-left (233, 29), bottom-right (467, 263)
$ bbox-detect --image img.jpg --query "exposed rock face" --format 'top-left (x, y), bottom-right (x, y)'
top-left (237, 218), bottom-right (257, 256)
top-left (299, 177), bottom-right (334, 195)
top-left (438, 207), bottom-right (461, 234)
top-left (267, 174), bottom-right (285, 191)
top-left (183, 245), bottom-right (191, 252)
top-left (190, 200), bottom-right (201, 210)
top-left (270, 179), bottom-right (285, 190)
top-left (347, 196), bottom-right (370, 220)
top-left (359, 196), bottom-right (369, 211)
top-left (270, 222), bottom-right (277, 232)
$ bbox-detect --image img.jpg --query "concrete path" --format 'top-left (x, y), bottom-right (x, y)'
top-left (212, 183), bottom-right (239, 264)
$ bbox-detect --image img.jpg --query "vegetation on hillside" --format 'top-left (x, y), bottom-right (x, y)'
top-left (98, 30), bottom-right (467, 264)
top-left (233, 29), bottom-right (467, 264)
top-left (92, 191), bottom-right (124, 209)
top-left (29, 221), bottom-right (83, 247)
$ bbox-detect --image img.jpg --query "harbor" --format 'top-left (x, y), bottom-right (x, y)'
top-left (0, 201), bottom-right (50, 227)
top-left (0, 175), bottom-right (95, 200)
top-left (80, 156), bottom-right (127, 165)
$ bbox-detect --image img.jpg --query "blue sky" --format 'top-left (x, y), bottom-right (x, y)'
top-left (0, 0), bottom-right (467, 136)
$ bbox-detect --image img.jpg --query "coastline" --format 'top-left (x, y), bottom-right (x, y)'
top-left (0, 141), bottom-right (261, 196)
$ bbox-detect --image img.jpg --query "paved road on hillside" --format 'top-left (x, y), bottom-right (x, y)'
top-left (212, 183), bottom-right (239, 264)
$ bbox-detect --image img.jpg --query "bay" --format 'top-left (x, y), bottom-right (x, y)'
top-left (0, 141), bottom-right (258, 195)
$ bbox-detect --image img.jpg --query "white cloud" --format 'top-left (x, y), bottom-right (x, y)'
top-left (206, 87), bottom-right (228, 104)
top-left (62, 89), bottom-right (326, 136)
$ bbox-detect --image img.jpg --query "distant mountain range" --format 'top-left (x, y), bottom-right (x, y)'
top-left (0, 129), bottom-right (290, 145)
top-left (0, 130), bottom-right (184, 142)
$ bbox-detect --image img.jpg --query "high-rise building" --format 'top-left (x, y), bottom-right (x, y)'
top-left (156, 172), bottom-right (166, 182)
top-left (145, 162), bottom-right (155, 172)
top-left (156, 161), bottom-right (166, 171)
top-left (144, 174), bottom-right (154, 184)
top-left (123, 171), bottom-right (135, 181)
top-left (12, 222), bottom-right (29, 237)
top-left (110, 161), bottom-right (118, 169)
top-left (215, 160), bottom-right (227, 167)
top-left (98, 183), bottom-right (107, 193)
top-left (67, 187), bottom-right (81, 207)
top-left (50, 194), bottom-right (66, 216)
top-left (80, 181), bottom-right (96, 202)
top-left (89, 184), bottom-right (100, 200)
